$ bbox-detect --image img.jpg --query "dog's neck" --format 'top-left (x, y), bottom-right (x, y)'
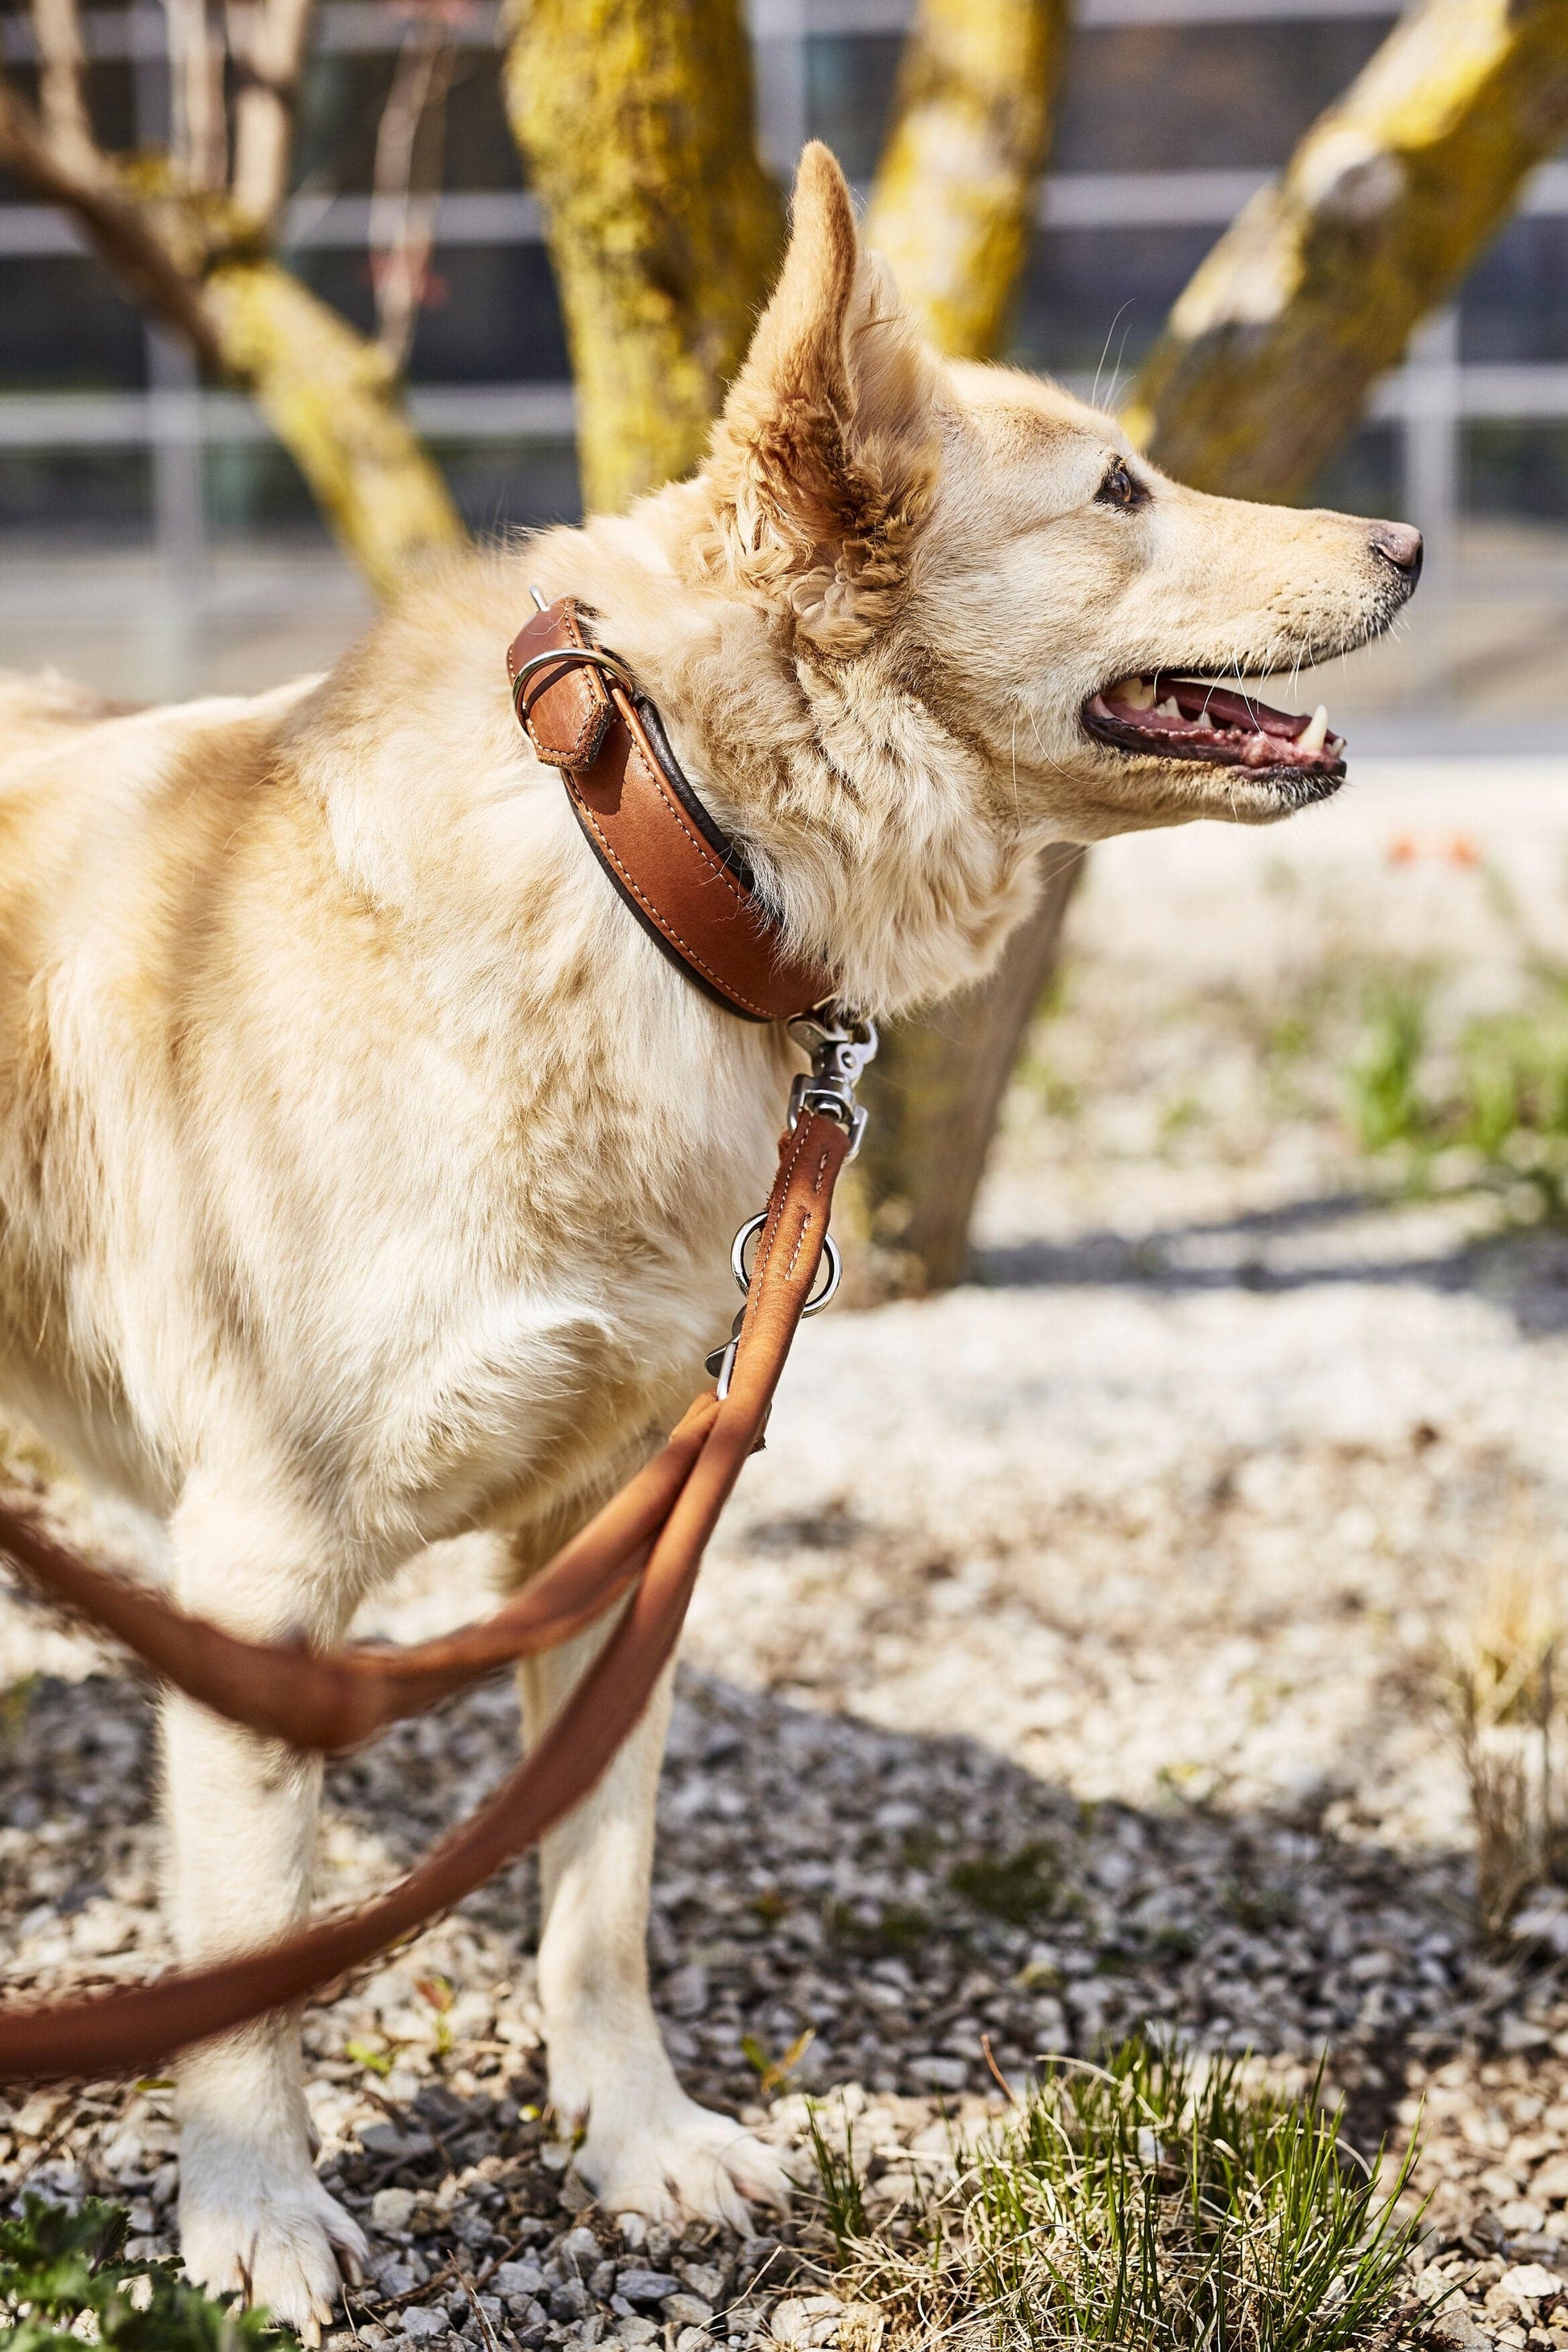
top-left (532, 504), bottom-right (1042, 1018)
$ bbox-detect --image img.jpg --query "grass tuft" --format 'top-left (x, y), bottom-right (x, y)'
top-left (1346, 982), bottom-right (1429, 1158)
top-left (1343, 965), bottom-right (1568, 1215)
top-left (807, 2035), bottom-right (1427, 2352)
top-left (0, 2192), bottom-right (295, 2346)
top-left (1447, 1524), bottom-right (1568, 1939)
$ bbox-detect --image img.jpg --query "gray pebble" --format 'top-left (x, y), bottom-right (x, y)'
top-left (616, 2270), bottom-right (682, 2307)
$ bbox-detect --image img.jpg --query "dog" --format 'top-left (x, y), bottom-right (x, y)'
top-left (0, 142), bottom-right (1418, 2336)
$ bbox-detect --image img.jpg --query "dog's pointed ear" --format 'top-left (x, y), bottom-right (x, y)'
top-left (702, 142), bottom-right (941, 656)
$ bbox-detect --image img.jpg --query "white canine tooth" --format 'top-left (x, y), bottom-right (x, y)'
top-left (1298, 705), bottom-right (1329, 753)
top-left (1156, 697), bottom-right (1180, 720)
top-left (1110, 674), bottom-right (1156, 709)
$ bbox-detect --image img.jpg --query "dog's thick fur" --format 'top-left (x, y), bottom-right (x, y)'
top-left (0, 147), bottom-right (1417, 2333)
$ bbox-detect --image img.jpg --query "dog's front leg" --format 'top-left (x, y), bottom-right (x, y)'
top-left (522, 1625), bottom-right (792, 2230)
top-left (163, 1473), bottom-right (368, 2343)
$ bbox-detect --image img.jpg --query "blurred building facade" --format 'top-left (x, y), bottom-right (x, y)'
top-left (2, 0), bottom-right (1566, 726)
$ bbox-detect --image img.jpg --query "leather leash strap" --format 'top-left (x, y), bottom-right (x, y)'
top-left (0, 1109), bottom-right (851, 2080)
top-left (0, 1404), bottom-right (716, 1756)
top-left (508, 598), bottom-right (836, 1023)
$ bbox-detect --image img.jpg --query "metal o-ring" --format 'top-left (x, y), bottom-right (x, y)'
top-left (510, 642), bottom-right (638, 723)
top-left (731, 1216), bottom-right (842, 1318)
top-left (803, 1235), bottom-right (843, 1316)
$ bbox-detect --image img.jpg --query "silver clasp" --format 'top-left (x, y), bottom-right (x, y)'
top-left (703, 1002), bottom-right (875, 1410)
top-left (786, 1002), bottom-right (878, 1162)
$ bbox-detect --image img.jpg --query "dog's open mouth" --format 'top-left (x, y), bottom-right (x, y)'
top-left (1084, 674), bottom-right (1346, 779)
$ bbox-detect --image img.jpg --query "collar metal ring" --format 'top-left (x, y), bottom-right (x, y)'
top-left (730, 1213), bottom-right (842, 1318)
top-left (511, 642), bottom-right (640, 722)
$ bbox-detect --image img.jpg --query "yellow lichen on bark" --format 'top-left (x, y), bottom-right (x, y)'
top-left (864, 0), bottom-right (1067, 361)
top-left (1127, 0), bottom-right (1568, 500)
top-left (205, 257), bottom-right (466, 597)
top-left (504, 0), bottom-right (782, 516)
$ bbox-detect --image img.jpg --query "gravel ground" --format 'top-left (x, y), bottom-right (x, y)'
top-left (3, 757), bottom-right (1568, 2350)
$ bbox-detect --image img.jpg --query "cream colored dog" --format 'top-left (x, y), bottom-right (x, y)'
top-left (0, 145), bottom-right (1417, 2334)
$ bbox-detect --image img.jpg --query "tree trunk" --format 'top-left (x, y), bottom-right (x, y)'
top-left (1126, 0), bottom-right (1568, 500)
top-left (863, 0), bottom-right (1068, 363)
top-left (504, 0), bottom-right (783, 516)
top-left (857, 847), bottom-right (1084, 1291)
top-left (856, 0), bottom-right (1072, 1293)
top-left (205, 259), bottom-right (466, 597)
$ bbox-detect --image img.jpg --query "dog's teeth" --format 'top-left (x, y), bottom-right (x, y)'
top-left (1156, 698), bottom-right (1180, 720)
top-left (1110, 674), bottom-right (1155, 709)
top-left (1298, 704), bottom-right (1329, 753)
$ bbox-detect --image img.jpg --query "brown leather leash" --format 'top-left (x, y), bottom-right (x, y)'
top-left (0, 597), bottom-right (877, 2083)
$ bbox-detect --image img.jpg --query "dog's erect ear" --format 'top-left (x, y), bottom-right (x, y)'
top-left (703, 143), bottom-right (941, 656)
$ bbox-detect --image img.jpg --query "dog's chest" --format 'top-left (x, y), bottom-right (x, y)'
top-left (276, 1021), bottom-right (790, 1545)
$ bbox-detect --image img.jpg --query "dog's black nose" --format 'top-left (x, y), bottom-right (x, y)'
top-left (1369, 521), bottom-right (1423, 582)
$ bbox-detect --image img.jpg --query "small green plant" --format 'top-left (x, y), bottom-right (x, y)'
top-left (807, 2103), bottom-right (870, 2258)
top-left (1346, 982), bottom-right (1429, 1155)
top-left (741, 2026), bottom-right (815, 2097)
top-left (416, 1972), bottom-right (455, 2057)
top-left (1453, 996), bottom-right (1568, 1213)
top-left (1341, 966), bottom-right (1568, 1216)
top-left (0, 2193), bottom-right (294, 2346)
top-left (343, 2038), bottom-right (394, 2076)
top-left (0, 1675), bottom-right (38, 1751)
top-left (823, 1898), bottom-right (932, 1957)
top-left (949, 1840), bottom-right (1066, 1927)
top-left (1223, 1881), bottom-right (1300, 1934)
top-left (808, 2036), bottom-right (1428, 2352)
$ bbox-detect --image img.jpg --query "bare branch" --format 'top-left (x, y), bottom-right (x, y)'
top-left (228, 0), bottom-right (317, 227)
top-left (370, 10), bottom-right (458, 371)
top-left (28, 0), bottom-right (95, 172)
top-left (0, 68), bottom-right (224, 366)
top-left (165, 0), bottom-right (227, 190)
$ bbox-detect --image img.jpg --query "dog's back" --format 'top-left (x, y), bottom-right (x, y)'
top-left (0, 670), bottom-right (143, 765)
top-left (0, 672), bottom-right (329, 1505)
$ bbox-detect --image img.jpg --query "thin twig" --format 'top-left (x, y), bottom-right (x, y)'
top-left (355, 2249), bottom-right (461, 2319)
top-left (164, 0), bottom-right (226, 189)
top-left (27, 0), bottom-right (93, 170)
top-left (456, 2260), bottom-right (504, 2351)
top-left (474, 2225), bottom-right (545, 2288)
top-left (979, 2033), bottom-right (1022, 2109)
top-left (369, 3), bottom-right (463, 371)
top-left (227, 0), bottom-right (317, 226)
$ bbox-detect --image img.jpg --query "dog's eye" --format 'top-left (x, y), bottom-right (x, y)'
top-left (1097, 463), bottom-right (1140, 509)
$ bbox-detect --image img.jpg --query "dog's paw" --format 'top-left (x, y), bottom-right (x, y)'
top-left (572, 2080), bottom-right (794, 2233)
top-left (180, 2151), bottom-right (367, 2345)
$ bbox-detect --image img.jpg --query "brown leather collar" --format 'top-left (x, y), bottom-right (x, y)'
top-left (507, 596), bottom-right (836, 1023)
